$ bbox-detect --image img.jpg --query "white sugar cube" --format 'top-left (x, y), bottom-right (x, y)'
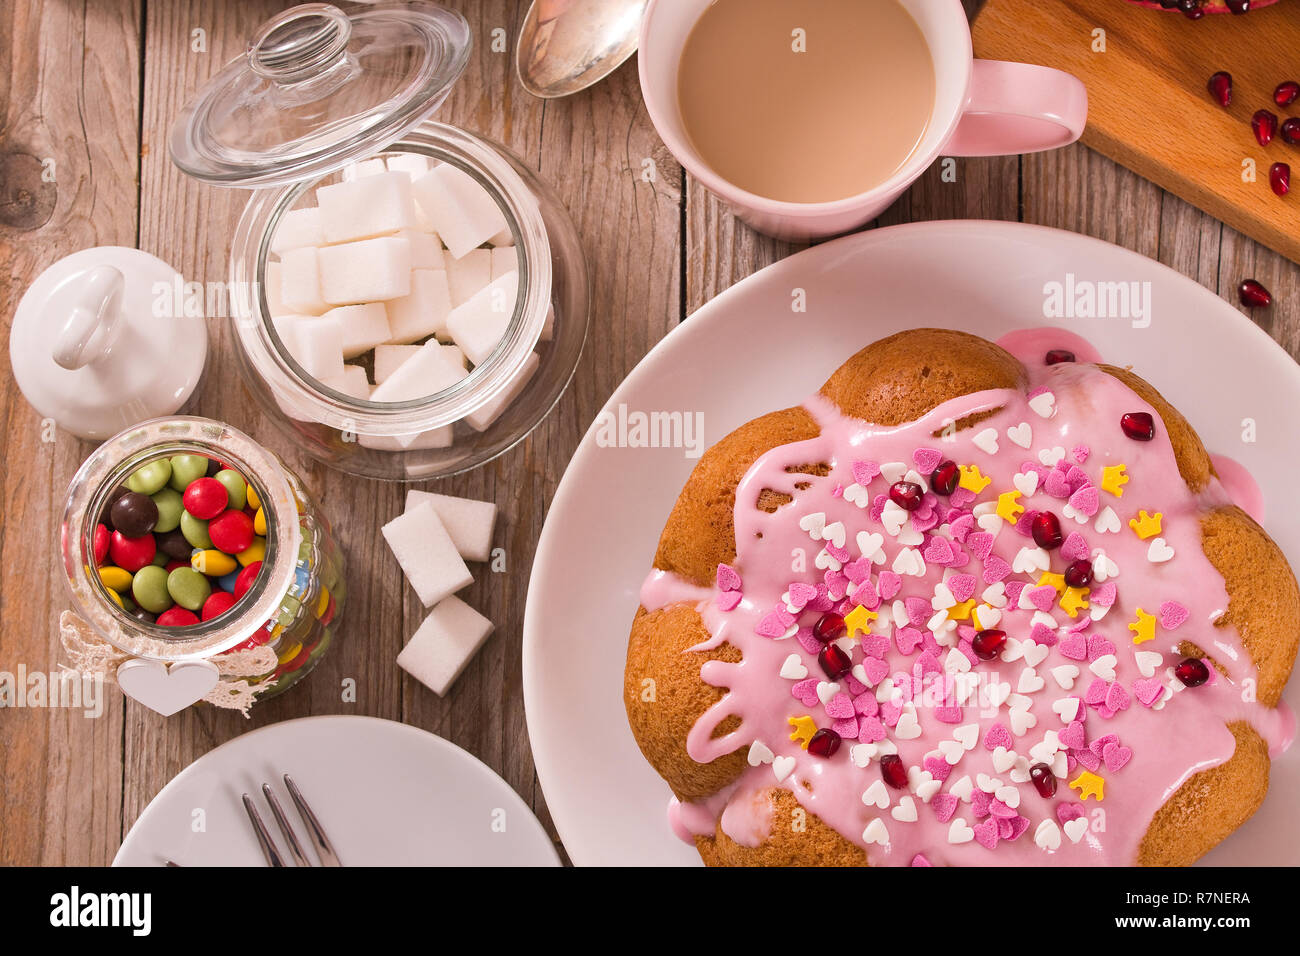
top-left (386, 153), bottom-right (430, 179)
top-left (320, 303), bottom-right (392, 359)
top-left (386, 268), bottom-right (453, 343)
top-left (317, 236), bottom-right (411, 305)
top-left (369, 340), bottom-right (468, 403)
top-left (396, 595), bottom-right (494, 696)
top-left (446, 248), bottom-right (492, 307)
top-left (279, 246), bottom-right (328, 315)
top-left (320, 364), bottom-right (372, 401)
top-left (488, 226), bottom-right (514, 247)
top-left (269, 206), bottom-right (324, 255)
top-left (263, 261), bottom-right (286, 316)
top-left (441, 344), bottom-right (467, 368)
top-left (271, 313), bottom-right (308, 356)
top-left (404, 490), bottom-right (497, 563)
top-left (382, 500), bottom-right (473, 607)
top-left (397, 230), bottom-right (445, 271)
top-left (540, 303), bottom-right (555, 342)
top-left (411, 164), bottom-right (509, 259)
top-left (291, 315), bottom-right (346, 381)
top-left (490, 246), bottom-right (518, 281)
top-left (465, 351), bottom-right (539, 432)
top-left (373, 344), bottom-right (422, 384)
top-left (359, 426), bottom-right (454, 451)
top-left (317, 171), bottom-right (417, 243)
top-left (446, 270), bottom-right (519, 366)
top-left (342, 158), bottom-right (388, 180)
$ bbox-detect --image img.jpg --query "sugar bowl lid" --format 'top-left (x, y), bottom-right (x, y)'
top-left (8, 247), bottom-right (206, 440)
top-left (169, 2), bottom-right (471, 187)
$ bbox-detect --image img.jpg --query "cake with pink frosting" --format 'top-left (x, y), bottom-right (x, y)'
top-left (624, 328), bottom-right (1297, 865)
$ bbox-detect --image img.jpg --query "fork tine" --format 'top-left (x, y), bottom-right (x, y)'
top-left (241, 793), bottom-right (286, 867)
top-left (283, 774), bottom-right (342, 867)
top-left (261, 783), bottom-right (312, 867)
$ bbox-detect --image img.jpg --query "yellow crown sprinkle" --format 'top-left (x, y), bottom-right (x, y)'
top-left (788, 716), bottom-right (817, 750)
top-left (1129, 509), bottom-right (1163, 540)
top-left (1101, 464), bottom-right (1130, 497)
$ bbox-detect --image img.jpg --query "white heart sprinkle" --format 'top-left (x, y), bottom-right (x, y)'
top-left (862, 817), bottom-right (891, 845)
top-left (851, 663), bottom-right (871, 687)
top-left (944, 647), bottom-right (971, 675)
top-left (1135, 650), bottom-right (1163, 678)
top-left (977, 513), bottom-right (1004, 536)
top-left (857, 531), bottom-right (885, 564)
top-left (894, 711), bottom-right (922, 740)
top-left (1035, 819), bottom-right (1062, 851)
top-left (976, 773), bottom-right (1002, 794)
top-left (862, 780), bottom-right (890, 809)
top-left (747, 741), bottom-right (775, 766)
top-left (1094, 506), bottom-right (1120, 534)
top-left (1006, 422), bottom-right (1033, 449)
top-left (881, 500), bottom-right (909, 536)
top-left (1010, 707), bottom-right (1037, 736)
top-left (995, 785), bottom-right (1021, 809)
top-left (986, 681), bottom-right (1012, 709)
top-left (1000, 637), bottom-right (1025, 663)
top-left (1052, 696), bottom-right (1080, 722)
top-left (1038, 446), bottom-right (1066, 466)
top-left (991, 746), bottom-right (1016, 773)
top-left (896, 523), bottom-right (924, 546)
top-left (1147, 537), bottom-right (1175, 563)
top-left (816, 681), bottom-right (840, 705)
top-left (1052, 751), bottom-right (1069, 778)
top-left (1012, 546), bottom-right (1051, 575)
top-left (779, 654), bottom-right (807, 680)
top-left (843, 483), bottom-right (870, 508)
top-left (875, 678), bottom-right (898, 703)
top-left (798, 511), bottom-right (826, 538)
top-left (948, 819), bottom-right (975, 844)
top-left (938, 739), bottom-right (965, 765)
top-left (772, 755), bottom-right (795, 782)
top-left (915, 778), bottom-right (942, 803)
top-left (974, 604), bottom-right (1002, 629)
top-left (820, 520), bottom-right (846, 549)
top-left (1013, 471), bottom-right (1040, 497)
top-left (931, 581), bottom-right (957, 611)
top-left (1064, 817), bottom-right (1089, 844)
top-left (1028, 390), bottom-right (1057, 419)
top-left (953, 724), bottom-right (979, 750)
top-left (1030, 610), bottom-right (1058, 629)
top-left (1022, 640), bottom-right (1050, 668)
top-left (880, 462), bottom-right (908, 485)
top-left (982, 582), bottom-right (1008, 608)
top-left (850, 744), bottom-right (875, 768)
top-left (891, 796), bottom-right (918, 823)
top-left (1017, 667), bottom-right (1045, 694)
top-left (949, 775), bottom-right (974, 802)
top-left (972, 428), bottom-right (1000, 455)
top-left (1091, 549), bottom-right (1119, 581)
top-left (814, 548), bottom-right (841, 571)
top-left (1089, 655), bottom-right (1117, 681)
top-left (892, 547), bottom-right (927, 577)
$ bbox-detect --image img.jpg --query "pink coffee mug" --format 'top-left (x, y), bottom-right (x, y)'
top-left (639, 0), bottom-right (1088, 241)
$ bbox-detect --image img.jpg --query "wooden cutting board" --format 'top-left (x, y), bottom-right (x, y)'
top-left (972, 0), bottom-right (1300, 263)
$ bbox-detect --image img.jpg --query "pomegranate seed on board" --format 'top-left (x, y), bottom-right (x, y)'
top-left (1175, 658), bottom-right (1210, 687)
top-left (1270, 162), bottom-right (1290, 196)
top-left (1207, 71), bottom-right (1232, 107)
top-left (1031, 512), bottom-right (1064, 549)
top-left (972, 629), bottom-right (1007, 660)
top-left (819, 642), bottom-right (852, 680)
top-left (1029, 763), bottom-right (1057, 798)
top-left (1238, 279), bottom-right (1273, 309)
top-left (880, 754), bottom-right (909, 789)
top-left (814, 612), bottom-right (846, 644)
top-left (1276, 81), bottom-right (1300, 108)
top-left (1281, 118), bottom-right (1300, 145)
top-left (1252, 110), bottom-right (1278, 147)
top-left (930, 460), bottom-right (960, 496)
top-left (1064, 559), bottom-right (1094, 588)
top-left (1045, 348), bottom-right (1077, 365)
top-left (889, 480), bottom-right (923, 512)
top-left (1121, 412), bottom-right (1156, 441)
top-left (807, 728), bottom-right (841, 758)
top-left (1225, 0), bottom-right (1250, 12)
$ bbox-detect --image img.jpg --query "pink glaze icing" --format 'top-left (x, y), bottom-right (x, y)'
top-left (641, 327), bottom-right (1294, 865)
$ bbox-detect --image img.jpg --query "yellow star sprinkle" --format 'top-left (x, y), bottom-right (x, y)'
top-left (1129, 510), bottom-right (1163, 540)
top-left (1101, 464), bottom-right (1129, 497)
top-left (958, 464), bottom-right (991, 494)
top-left (996, 489), bottom-right (1025, 523)
top-left (1037, 571), bottom-right (1067, 595)
top-left (948, 599), bottom-right (977, 622)
top-left (1059, 586), bottom-right (1091, 619)
top-left (1069, 770), bottom-right (1106, 802)
top-left (1128, 607), bottom-right (1157, 645)
top-left (788, 716), bottom-right (817, 750)
top-left (844, 604), bottom-right (877, 638)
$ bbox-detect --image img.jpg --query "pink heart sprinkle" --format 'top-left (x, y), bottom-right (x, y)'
top-left (1057, 803), bottom-right (1084, 823)
top-left (787, 582), bottom-right (818, 608)
top-left (983, 555), bottom-right (1012, 584)
top-left (911, 853), bottom-right (933, 867)
top-left (1105, 682), bottom-right (1130, 713)
top-left (1089, 733), bottom-right (1118, 758)
top-left (905, 597), bottom-right (932, 627)
top-left (957, 639), bottom-right (979, 667)
top-left (1087, 635), bottom-right (1116, 662)
top-left (990, 798), bottom-right (1018, 820)
top-left (914, 651), bottom-right (941, 678)
top-left (851, 460), bottom-right (881, 486)
top-left (1068, 485), bottom-right (1099, 518)
top-left (966, 532), bottom-right (994, 562)
top-left (935, 705), bottom-right (963, 724)
top-left (930, 794), bottom-right (959, 823)
top-left (895, 626), bottom-right (924, 656)
top-left (1005, 815), bottom-right (1031, 841)
top-left (1030, 622), bottom-right (1058, 647)
top-left (826, 543), bottom-right (851, 563)
top-left (924, 756), bottom-right (952, 782)
top-left (971, 788), bottom-right (992, 820)
top-left (947, 573), bottom-right (977, 603)
top-left (1060, 633), bottom-right (1088, 661)
top-left (877, 572), bottom-right (902, 601)
top-left (1083, 678), bottom-right (1109, 705)
top-left (795, 628), bottom-right (822, 654)
top-left (755, 611), bottom-right (789, 638)
top-left (852, 693), bottom-right (879, 718)
top-left (825, 692), bottom-right (855, 719)
top-left (950, 487), bottom-right (976, 508)
top-left (1095, 704), bottom-right (1117, 720)
top-left (1059, 720), bottom-right (1087, 750)
top-left (1065, 466), bottom-right (1090, 492)
top-left (913, 447), bottom-right (943, 473)
top-left (1005, 581), bottom-right (1028, 607)
top-left (1072, 747), bottom-right (1100, 772)
top-left (1090, 581), bottom-right (1117, 607)
top-left (791, 679), bottom-right (820, 707)
top-left (1071, 444), bottom-right (1090, 464)
top-left (715, 564), bottom-right (742, 592)
top-left (973, 817), bottom-right (1000, 850)
top-left (1102, 742), bottom-right (1133, 773)
top-left (861, 657), bottom-right (890, 686)
top-left (997, 817), bottom-right (1016, 840)
top-left (1159, 601), bottom-right (1189, 630)
top-left (1028, 585), bottom-right (1058, 612)
top-left (1014, 510), bottom-right (1039, 538)
top-left (949, 514), bottom-right (976, 543)
top-left (861, 635), bottom-right (890, 660)
top-left (858, 717), bottom-right (886, 743)
top-left (923, 536), bottom-right (955, 566)
top-left (984, 723), bottom-right (1013, 751)
top-left (843, 558), bottom-right (873, 586)
top-left (832, 716), bottom-right (860, 740)
top-left (844, 674), bottom-right (867, 696)
top-left (879, 703), bottom-right (902, 728)
top-left (1044, 470), bottom-right (1072, 499)
top-left (1060, 532), bottom-right (1090, 562)
top-left (716, 590), bottom-right (742, 612)
top-left (1134, 677), bottom-right (1164, 707)
top-left (869, 495), bottom-right (887, 522)
top-left (773, 605), bottom-right (796, 627)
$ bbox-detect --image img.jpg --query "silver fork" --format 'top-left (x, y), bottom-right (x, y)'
top-left (241, 773), bottom-right (341, 867)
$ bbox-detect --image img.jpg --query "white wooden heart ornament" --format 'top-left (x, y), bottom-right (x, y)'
top-left (117, 659), bottom-right (220, 716)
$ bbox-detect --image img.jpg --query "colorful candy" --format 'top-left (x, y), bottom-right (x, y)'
top-left (131, 565), bottom-right (173, 614)
top-left (182, 477), bottom-right (228, 520)
top-left (109, 531), bottom-right (156, 573)
top-left (167, 566), bottom-right (211, 611)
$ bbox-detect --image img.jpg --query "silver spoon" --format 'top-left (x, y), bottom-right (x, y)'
top-left (516, 0), bottom-right (648, 99)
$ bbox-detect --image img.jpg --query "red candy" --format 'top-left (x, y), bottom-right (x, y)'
top-left (209, 509), bottom-right (255, 554)
top-left (1064, 559), bottom-right (1094, 588)
top-left (1031, 512), bottom-right (1063, 550)
top-left (1029, 763), bottom-right (1057, 798)
top-left (109, 530), bottom-right (157, 573)
top-left (1175, 658), bottom-right (1210, 687)
top-left (972, 628), bottom-right (1007, 660)
top-left (889, 480), bottom-right (923, 512)
top-left (1044, 349), bottom-right (1076, 365)
top-left (157, 607), bottom-right (200, 627)
top-left (807, 728), bottom-right (841, 758)
top-left (880, 753), bottom-right (908, 789)
top-left (814, 612), bottom-right (846, 644)
top-left (182, 477), bottom-right (228, 520)
top-left (93, 523), bottom-right (111, 565)
top-left (930, 460), bottom-right (960, 496)
top-left (234, 561), bottom-right (263, 600)
top-left (1120, 412), bottom-right (1156, 441)
top-left (818, 643), bottom-right (852, 680)
top-left (201, 590), bottom-right (237, 621)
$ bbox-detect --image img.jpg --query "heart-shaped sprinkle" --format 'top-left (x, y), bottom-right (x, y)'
top-left (772, 756), bottom-right (796, 782)
top-left (1060, 532), bottom-right (1090, 562)
top-left (877, 571), bottom-right (902, 601)
top-left (1090, 655), bottom-right (1118, 681)
top-left (1147, 537), bottom-right (1175, 563)
top-left (779, 654), bottom-right (807, 680)
top-left (973, 817), bottom-right (1000, 849)
top-left (1086, 635), bottom-right (1116, 662)
top-left (1006, 422), bottom-right (1033, 449)
top-left (973, 428), bottom-right (1000, 455)
top-left (1059, 632), bottom-right (1088, 661)
top-left (716, 563), bottom-right (742, 591)
top-left (1159, 601), bottom-right (1189, 629)
top-left (891, 796), bottom-right (919, 823)
top-left (747, 741), bottom-right (775, 766)
top-left (862, 779), bottom-right (890, 809)
top-left (1028, 390), bottom-right (1057, 419)
top-left (1064, 817), bottom-right (1089, 843)
top-left (1102, 741), bottom-right (1133, 772)
top-left (1052, 697), bottom-right (1080, 722)
top-left (716, 590), bottom-right (742, 612)
top-left (790, 679), bottom-right (820, 707)
top-left (948, 818), bottom-right (975, 844)
top-left (1035, 819), bottom-right (1062, 851)
top-left (1059, 720), bottom-right (1087, 750)
top-left (1105, 681), bottom-right (1130, 712)
top-left (852, 460), bottom-right (881, 486)
top-left (1093, 505), bottom-right (1120, 534)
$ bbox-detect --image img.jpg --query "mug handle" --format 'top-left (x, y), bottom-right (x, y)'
top-left (944, 59), bottom-right (1088, 157)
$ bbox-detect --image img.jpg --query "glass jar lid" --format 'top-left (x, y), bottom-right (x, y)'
top-left (169, 2), bottom-right (471, 187)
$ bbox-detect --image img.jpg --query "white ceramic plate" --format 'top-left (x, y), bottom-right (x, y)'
top-left (114, 715), bottom-right (560, 866)
top-left (523, 220), bottom-right (1300, 867)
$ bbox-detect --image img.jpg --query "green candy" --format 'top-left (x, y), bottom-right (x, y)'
top-left (168, 454), bottom-right (209, 492)
top-left (167, 567), bottom-right (211, 612)
top-left (213, 469), bottom-right (247, 511)
top-left (151, 551), bottom-right (169, 567)
top-left (132, 565), bottom-right (174, 614)
top-left (150, 487), bottom-right (184, 533)
top-left (125, 459), bottom-right (172, 496)
top-left (180, 511), bottom-right (213, 550)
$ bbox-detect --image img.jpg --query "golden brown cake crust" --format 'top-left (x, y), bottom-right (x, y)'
top-left (626, 329), bottom-right (1297, 866)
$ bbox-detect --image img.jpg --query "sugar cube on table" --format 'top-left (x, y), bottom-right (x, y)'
top-left (269, 206), bottom-right (324, 255)
top-left (490, 245), bottom-right (518, 281)
top-left (320, 303), bottom-right (392, 359)
top-left (279, 246), bottom-right (328, 315)
top-left (386, 268), bottom-right (453, 343)
top-left (397, 229), bottom-right (445, 271)
top-left (369, 340), bottom-right (468, 403)
top-left (342, 158), bottom-right (388, 180)
top-left (381, 500), bottom-right (473, 607)
top-left (289, 315), bottom-right (347, 381)
top-left (317, 171), bottom-right (417, 243)
top-left (319, 364), bottom-right (371, 401)
top-left (446, 270), bottom-right (519, 366)
top-left (411, 163), bottom-right (509, 259)
top-left (359, 426), bottom-right (454, 451)
top-left (317, 236), bottom-right (411, 305)
top-left (386, 153), bottom-right (430, 179)
top-left (373, 344), bottom-right (422, 384)
top-left (404, 490), bottom-right (497, 563)
top-left (465, 351), bottom-right (539, 432)
top-left (263, 261), bottom-right (285, 316)
top-left (396, 595), bottom-right (494, 696)
top-left (446, 248), bottom-right (491, 307)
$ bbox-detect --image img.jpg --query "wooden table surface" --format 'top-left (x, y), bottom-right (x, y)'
top-left (1, 0), bottom-right (1296, 866)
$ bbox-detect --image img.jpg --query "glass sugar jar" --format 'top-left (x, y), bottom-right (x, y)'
top-left (61, 417), bottom-right (346, 710)
top-left (169, 2), bottom-right (590, 480)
